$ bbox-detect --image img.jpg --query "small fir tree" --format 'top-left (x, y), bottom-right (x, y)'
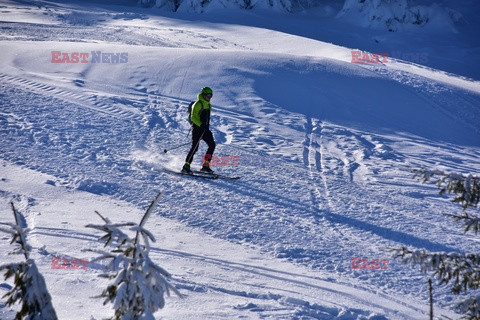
top-left (394, 169), bottom-right (480, 319)
top-left (86, 192), bottom-right (181, 320)
top-left (0, 203), bottom-right (58, 320)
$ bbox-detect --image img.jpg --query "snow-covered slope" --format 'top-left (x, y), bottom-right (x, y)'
top-left (1, 0), bottom-right (480, 319)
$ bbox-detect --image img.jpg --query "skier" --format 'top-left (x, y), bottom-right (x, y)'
top-left (181, 87), bottom-right (216, 174)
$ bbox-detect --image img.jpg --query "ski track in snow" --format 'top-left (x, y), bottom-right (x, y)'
top-left (1, 0), bottom-right (480, 319)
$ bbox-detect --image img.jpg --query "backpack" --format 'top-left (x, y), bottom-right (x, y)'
top-left (187, 101), bottom-right (194, 124)
top-left (187, 100), bottom-right (205, 125)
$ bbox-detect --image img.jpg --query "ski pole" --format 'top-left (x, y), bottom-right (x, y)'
top-left (163, 142), bottom-right (190, 153)
top-left (163, 127), bottom-right (193, 153)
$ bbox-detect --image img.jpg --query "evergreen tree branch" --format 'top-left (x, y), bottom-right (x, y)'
top-left (443, 211), bottom-right (480, 235)
top-left (394, 168), bottom-right (480, 319)
top-left (10, 202), bottom-right (30, 260)
top-left (0, 203), bottom-right (58, 320)
top-left (414, 169), bottom-right (480, 210)
top-left (414, 169), bottom-right (480, 235)
top-left (139, 191), bottom-right (162, 229)
top-left (456, 296), bottom-right (480, 319)
top-left (393, 247), bottom-right (480, 294)
top-left (86, 192), bottom-right (181, 319)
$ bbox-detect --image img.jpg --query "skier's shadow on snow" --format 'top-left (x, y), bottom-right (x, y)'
top-left (321, 211), bottom-right (461, 253)
top-left (214, 179), bottom-right (461, 254)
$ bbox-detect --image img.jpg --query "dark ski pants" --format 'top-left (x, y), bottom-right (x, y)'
top-left (185, 126), bottom-right (215, 165)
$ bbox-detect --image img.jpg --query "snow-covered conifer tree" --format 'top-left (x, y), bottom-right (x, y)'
top-left (336, 0), bottom-right (461, 32)
top-left (86, 192), bottom-right (181, 320)
top-left (0, 203), bottom-right (58, 320)
top-left (394, 169), bottom-right (480, 319)
top-left (144, 0), bottom-right (296, 12)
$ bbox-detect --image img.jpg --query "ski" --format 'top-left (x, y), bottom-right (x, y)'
top-left (192, 170), bottom-right (240, 180)
top-left (164, 169), bottom-right (218, 179)
top-left (164, 169), bottom-right (239, 180)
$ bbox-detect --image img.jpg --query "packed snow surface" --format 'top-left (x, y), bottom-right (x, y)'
top-left (1, 0), bottom-right (479, 319)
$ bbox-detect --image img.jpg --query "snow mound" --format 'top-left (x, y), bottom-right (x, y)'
top-left (336, 0), bottom-right (462, 33)
top-left (75, 179), bottom-right (120, 195)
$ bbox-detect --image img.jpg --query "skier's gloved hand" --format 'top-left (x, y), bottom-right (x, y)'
top-left (200, 123), bottom-right (208, 131)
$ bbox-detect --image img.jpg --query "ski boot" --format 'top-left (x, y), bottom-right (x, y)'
top-left (200, 164), bottom-right (214, 174)
top-left (181, 162), bottom-right (192, 174)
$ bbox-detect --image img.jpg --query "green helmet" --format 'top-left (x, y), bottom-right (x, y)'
top-left (201, 87), bottom-right (213, 95)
